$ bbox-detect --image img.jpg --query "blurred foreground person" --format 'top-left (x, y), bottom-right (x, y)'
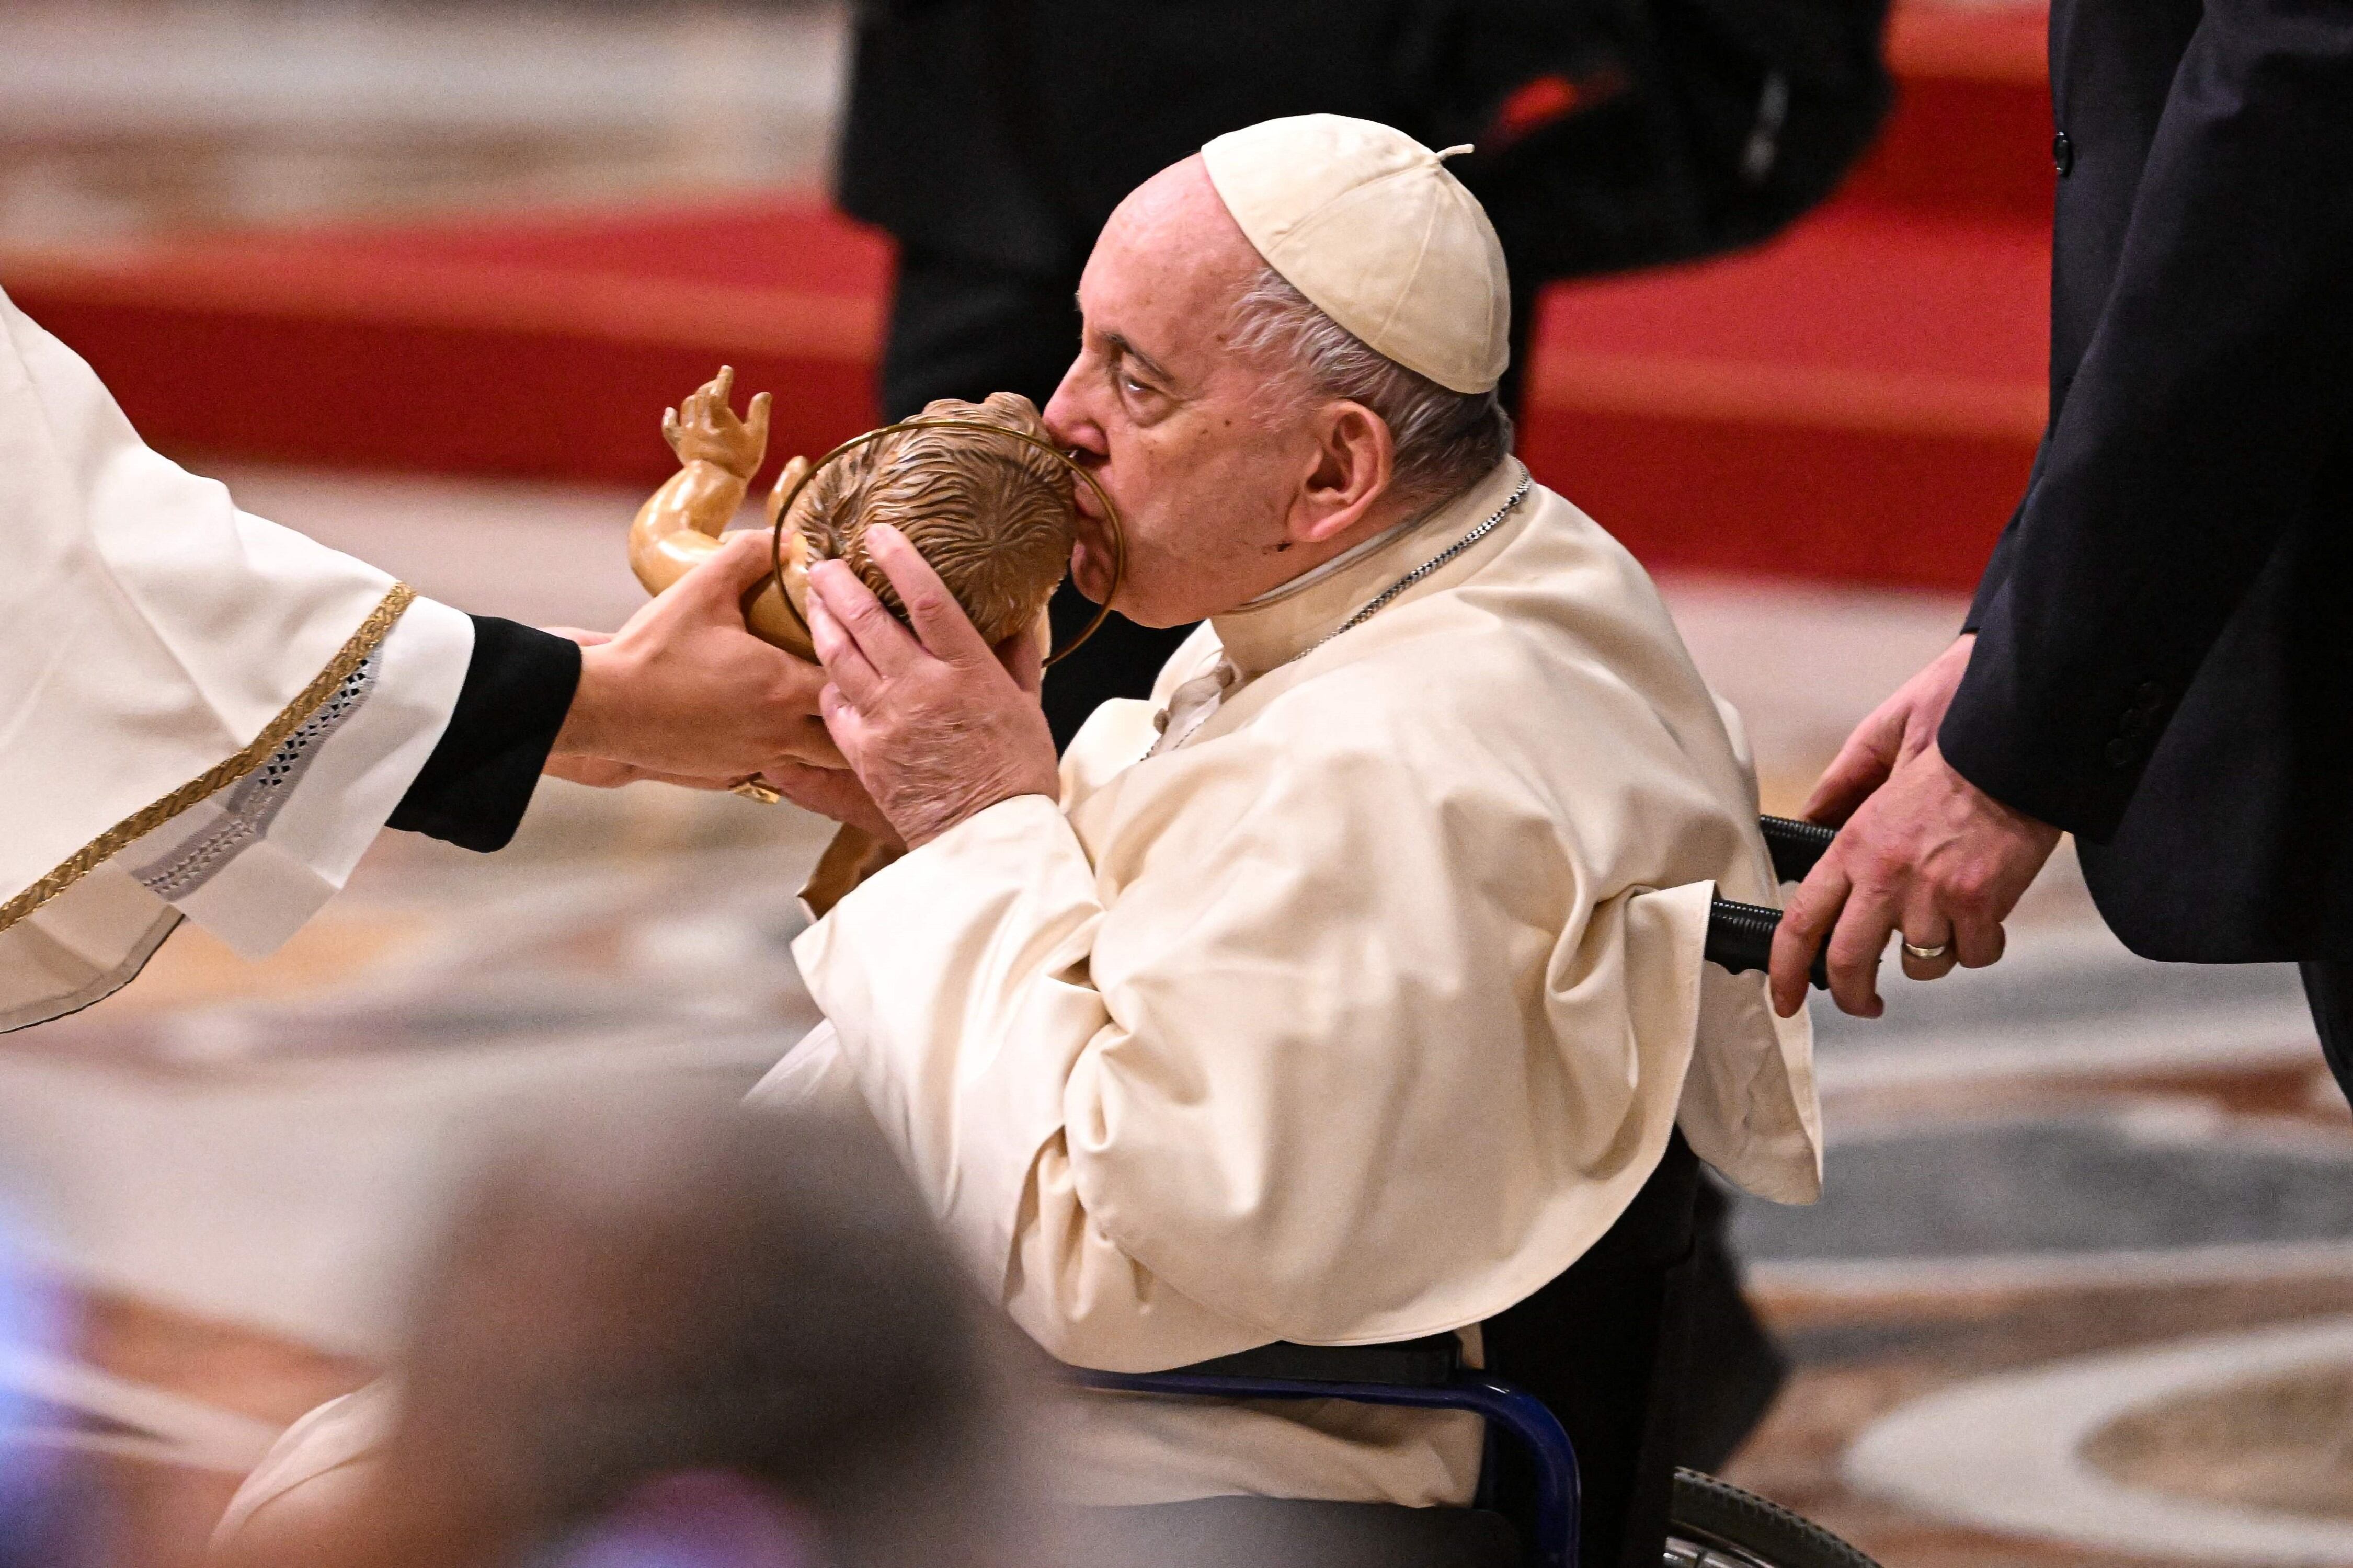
top-left (0, 287), bottom-right (832, 1035)
top-left (763, 119), bottom-right (1819, 1567)
top-left (1, 1218), bottom-right (102, 1568)
top-left (1766, 0), bottom-right (2353, 1073)
top-left (216, 1101), bottom-right (1032, 1568)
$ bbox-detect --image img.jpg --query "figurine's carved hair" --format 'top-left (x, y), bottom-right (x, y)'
top-left (787, 393), bottom-right (1077, 645)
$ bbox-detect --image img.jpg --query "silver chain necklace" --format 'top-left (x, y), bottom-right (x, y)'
top-left (1294, 472), bottom-right (1533, 663)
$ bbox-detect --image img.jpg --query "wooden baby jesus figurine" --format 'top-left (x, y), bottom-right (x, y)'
top-left (627, 368), bottom-right (1078, 660)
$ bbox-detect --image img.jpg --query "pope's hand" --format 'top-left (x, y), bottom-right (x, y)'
top-left (758, 760), bottom-right (905, 848)
top-left (547, 532), bottom-right (844, 780)
top-left (805, 524), bottom-right (1059, 850)
top-left (1769, 634), bottom-right (2061, 1018)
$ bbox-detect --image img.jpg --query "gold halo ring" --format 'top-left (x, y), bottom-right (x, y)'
top-left (767, 418), bottom-right (1127, 670)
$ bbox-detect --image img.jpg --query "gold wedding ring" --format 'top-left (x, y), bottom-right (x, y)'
top-left (1901, 938), bottom-right (1951, 961)
top-left (729, 775), bottom-right (783, 805)
top-left (767, 418), bottom-right (1128, 669)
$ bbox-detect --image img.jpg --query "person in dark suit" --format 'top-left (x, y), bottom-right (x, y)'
top-left (1768, 0), bottom-right (2353, 1084)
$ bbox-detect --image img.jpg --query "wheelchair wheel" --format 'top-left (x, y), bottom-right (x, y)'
top-left (1665, 1469), bottom-right (1882, 1568)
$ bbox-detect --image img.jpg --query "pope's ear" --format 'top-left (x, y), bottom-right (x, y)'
top-left (1289, 401), bottom-right (1396, 546)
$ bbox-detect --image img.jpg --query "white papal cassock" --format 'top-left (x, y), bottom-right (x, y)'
top-left (0, 285), bottom-right (474, 1031)
top-left (218, 456), bottom-right (1822, 1537)
top-left (756, 455), bottom-right (1822, 1508)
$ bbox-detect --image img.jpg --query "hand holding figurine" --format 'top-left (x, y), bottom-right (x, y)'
top-left (551, 532), bottom-right (842, 781)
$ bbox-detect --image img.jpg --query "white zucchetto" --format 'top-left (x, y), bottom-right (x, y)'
top-left (1202, 114), bottom-right (1512, 395)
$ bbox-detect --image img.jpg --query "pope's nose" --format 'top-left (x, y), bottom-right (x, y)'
top-left (1040, 367), bottom-right (1099, 455)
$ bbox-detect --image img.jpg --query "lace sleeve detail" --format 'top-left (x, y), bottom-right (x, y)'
top-left (124, 655), bottom-right (380, 902)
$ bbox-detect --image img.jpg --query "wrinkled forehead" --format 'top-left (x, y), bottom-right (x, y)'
top-left (1081, 157), bottom-right (1267, 356)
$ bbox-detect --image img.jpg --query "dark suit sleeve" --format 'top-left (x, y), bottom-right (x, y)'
top-left (1939, 0), bottom-right (2353, 840)
top-left (387, 617), bottom-right (580, 853)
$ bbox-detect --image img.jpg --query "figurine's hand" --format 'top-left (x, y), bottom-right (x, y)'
top-left (552, 532), bottom-right (836, 777)
top-left (661, 365), bottom-right (771, 480)
top-left (805, 524), bottom-right (1059, 850)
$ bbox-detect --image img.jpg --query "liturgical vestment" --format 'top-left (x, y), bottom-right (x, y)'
top-left (1, 285), bottom-right (594, 1035)
top-left (755, 455), bottom-right (1822, 1508)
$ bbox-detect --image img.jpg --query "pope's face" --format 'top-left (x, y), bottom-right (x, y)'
top-left (1045, 158), bottom-right (1364, 629)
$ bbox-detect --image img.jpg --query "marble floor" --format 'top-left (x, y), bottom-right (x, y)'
top-left (1, 460), bottom-right (2341, 1566)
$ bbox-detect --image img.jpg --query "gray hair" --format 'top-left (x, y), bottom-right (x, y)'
top-left (1226, 264), bottom-right (1514, 509)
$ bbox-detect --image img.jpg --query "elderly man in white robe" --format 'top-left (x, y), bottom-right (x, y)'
top-left (220, 116), bottom-right (1819, 1568)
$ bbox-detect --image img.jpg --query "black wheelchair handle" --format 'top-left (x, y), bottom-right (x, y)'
top-left (1724, 815), bottom-right (1835, 990)
top-left (1760, 814), bottom-right (1836, 884)
top-left (1705, 896), bottom-right (1829, 990)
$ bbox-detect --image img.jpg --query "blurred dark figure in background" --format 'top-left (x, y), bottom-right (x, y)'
top-left (838, 0), bottom-right (1889, 1471)
top-left (843, 0), bottom-right (1887, 747)
top-left (218, 1101), bottom-right (1032, 1568)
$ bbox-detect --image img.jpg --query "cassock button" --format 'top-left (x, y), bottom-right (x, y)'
top-left (2054, 132), bottom-right (2075, 176)
top-left (2105, 737), bottom-right (2135, 767)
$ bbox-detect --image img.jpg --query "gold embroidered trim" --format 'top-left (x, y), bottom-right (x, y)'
top-left (0, 583), bottom-right (418, 937)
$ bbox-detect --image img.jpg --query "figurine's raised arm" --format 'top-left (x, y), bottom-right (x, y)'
top-left (626, 367), bottom-right (814, 658)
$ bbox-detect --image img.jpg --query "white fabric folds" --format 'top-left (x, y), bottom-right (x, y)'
top-left (0, 285), bottom-right (468, 1028)
top-left (763, 459), bottom-right (1821, 1507)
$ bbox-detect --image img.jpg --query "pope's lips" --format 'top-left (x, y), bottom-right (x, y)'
top-left (1067, 530), bottom-right (1117, 602)
top-left (1066, 481), bottom-right (1118, 598)
top-left (1069, 500), bottom-right (1112, 559)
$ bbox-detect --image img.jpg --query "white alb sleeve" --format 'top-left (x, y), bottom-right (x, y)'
top-left (113, 592), bottom-right (474, 958)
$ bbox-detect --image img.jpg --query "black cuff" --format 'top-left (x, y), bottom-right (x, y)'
top-left (389, 617), bottom-right (581, 853)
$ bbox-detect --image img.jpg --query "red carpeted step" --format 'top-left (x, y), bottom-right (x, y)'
top-left (0, 2), bottom-right (2051, 592)
top-left (4, 196), bottom-right (2043, 592)
top-left (1, 203), bottom-right (897, 485)
top-left (1529, 205), bottom-right (2046, 588)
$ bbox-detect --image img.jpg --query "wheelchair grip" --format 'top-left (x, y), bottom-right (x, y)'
top-left (1760, 814), bottom-right (1836, 884)
top-left (1706, 896), bottom-right (1827, 990)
